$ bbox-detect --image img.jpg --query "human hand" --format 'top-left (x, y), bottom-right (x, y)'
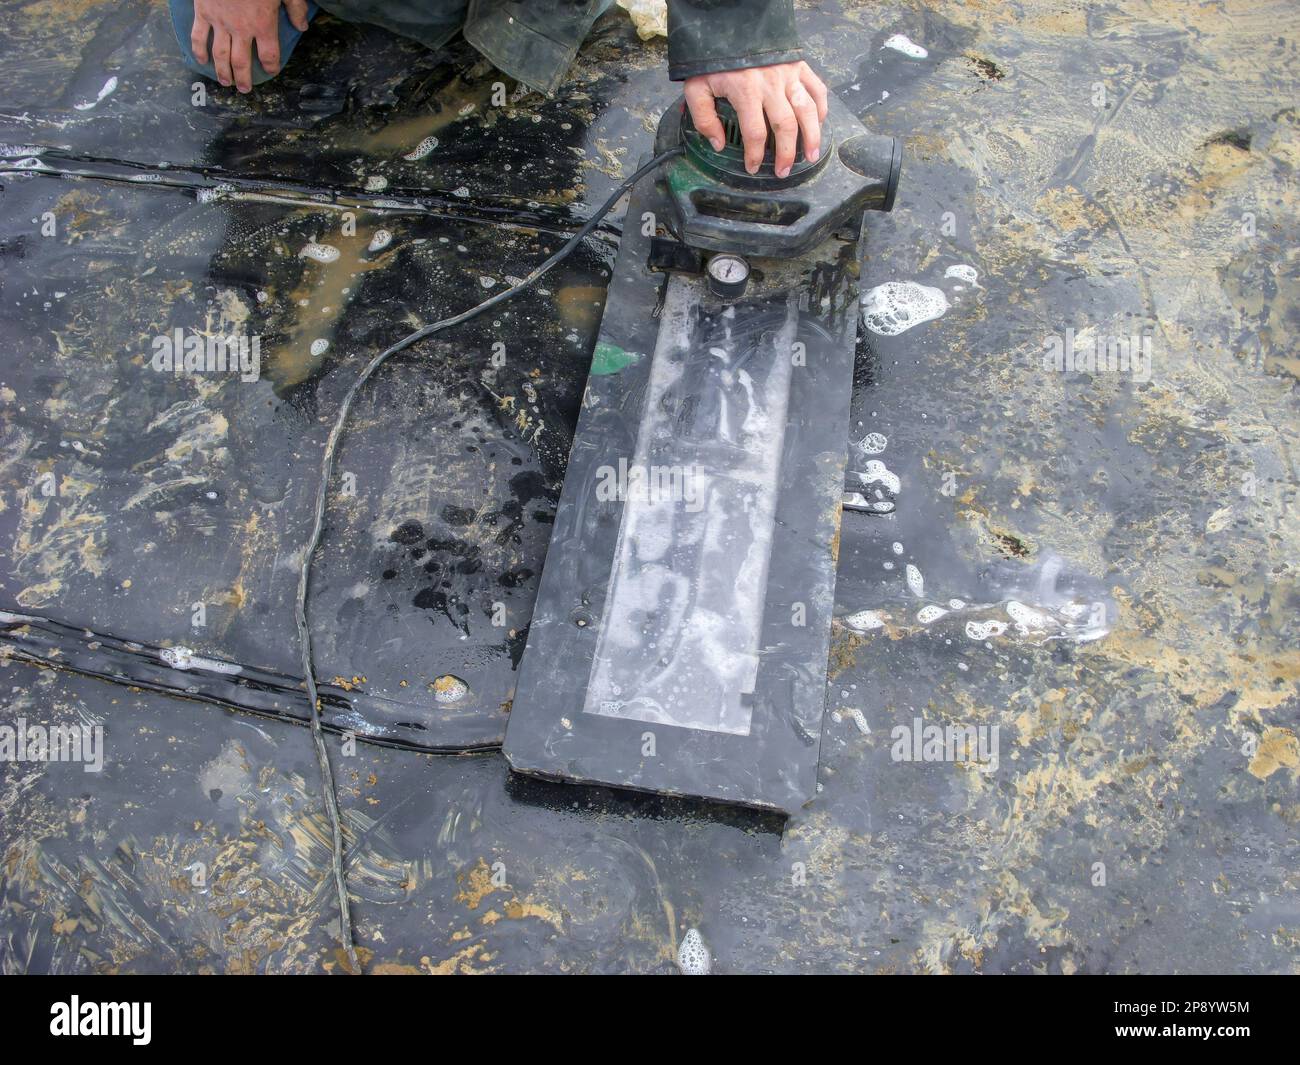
top-left (191, 0), bottom-right (310, 92)
top-left (683, 61), bottom-right (829, 178)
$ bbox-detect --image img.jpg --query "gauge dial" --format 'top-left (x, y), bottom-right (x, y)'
top-left (706, 253), bottom-right (750, 299)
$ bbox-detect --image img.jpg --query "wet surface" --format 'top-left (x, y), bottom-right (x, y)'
top-left (505, 173), bottom-right (860, 812)
top-left (1, 0), bottom-right (1297, 972)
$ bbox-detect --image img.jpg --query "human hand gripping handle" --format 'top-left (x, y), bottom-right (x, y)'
top-left (190, 0), bottom-right (311, 91)
top-left (683, 61), bottom-right (830, 179)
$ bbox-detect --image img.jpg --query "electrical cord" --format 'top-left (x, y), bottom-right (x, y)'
top-left (294, 146), bottom-right (684, 973)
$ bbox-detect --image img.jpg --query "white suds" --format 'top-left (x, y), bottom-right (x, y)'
top-left (944, 264), bottom-right (980, 287)
top-left (433, 675), bottom-right (469, 704)
top-left (1006, 600), bottom-right (1051, 632)
top-left (74, 76), bottom-right (118, 111)
top-left (857, 432), bottom-right (888, 455)
top-left (299, 242), bottom-right (340, 263)
top-left (197, 183), bottom-right (235, 204)
top-left (860, 459), bottom-right (901, 494)
top-left (843, 610), bottom-right (886, 632)
top-left (160, 646), bottom-right (242, 674)
top-left (677, 928), bottom-right (712, 975)
top-left (965, 620), bottom-right (1008, 641)
top-left (161, 646), bottom-right (194, 669)
top-left (883, 34), bottom-right (928, 59)
top-left (861, 281), bottom-right (949, 336)
top-left (905, 564), bottom-right (925, 597)
top-left (843, 492), bottom-right (895, 512)
top-left (403, 136), bottom-right (439, 161)
top-left (848, 556), bottom-right (1112, 648)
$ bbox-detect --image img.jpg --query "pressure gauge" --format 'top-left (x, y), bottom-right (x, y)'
top-left (706, 253), bottom-right (750, 300)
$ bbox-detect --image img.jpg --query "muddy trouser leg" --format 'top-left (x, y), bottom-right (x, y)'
top-left (169, 0), bottom-right (320, 85)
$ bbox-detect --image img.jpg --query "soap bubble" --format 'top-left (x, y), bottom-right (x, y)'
top-left (861, 281), bottom-right (949, 336)
top-left (403, 136), bottom-right (439, 161)
top-left (299, 242), bottom-right (340, 263)
top-left (843, 610), bottom-right (886, 632)
top-left (677, 928), bottom-right (712, 975)
top-left (905, 564), bottom-right (925, 597)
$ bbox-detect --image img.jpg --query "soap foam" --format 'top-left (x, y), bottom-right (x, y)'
top-left (844, 555), bottom-right (1114, 648)
top-left (861, 282), bottom-right (949, 336)
top-left (965, 620), bottom-right (1008, 641)
top-left (843, 609), bottom-right (886, 632)
top-left (860, 459), bottom-right (900, 495)
top-left (883, 34), bottom-right (928, 59)
top-left (857, 432), bottom-right (888, 455)
top-left (74, 76), bottom-right (118, 111)
top-left (677, 928), bottom-right (712, 975)
top-left (403, 136), bottom-right (439, 161)
top-left (433, 675), bottom-right (469, 704)
top-left (905, 564), bottom-right (925, 598)
top-left (299, 242), bottom-right (340, 263)
top-left (160, 646), bottom-right (242, 674)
